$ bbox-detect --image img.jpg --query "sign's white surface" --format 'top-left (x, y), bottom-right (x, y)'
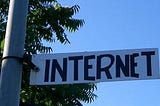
top-left (30, 48), bottom-right (159, 85)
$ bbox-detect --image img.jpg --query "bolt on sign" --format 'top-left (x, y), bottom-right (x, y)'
top-left (30, 48), bottom-right (160, 85)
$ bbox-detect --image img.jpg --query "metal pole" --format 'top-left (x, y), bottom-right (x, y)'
top-left (0, 0), bottom-right (28, 105)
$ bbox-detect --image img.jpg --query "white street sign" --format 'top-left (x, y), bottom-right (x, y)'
top-left (30, 48), bottom-right (160, 85)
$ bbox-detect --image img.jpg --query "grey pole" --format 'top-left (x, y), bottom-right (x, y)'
top-left (0, 0), bottom-right (28, 106)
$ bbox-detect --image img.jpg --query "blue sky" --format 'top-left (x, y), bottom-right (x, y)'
top-left (53, 0), bottom-right (160, 106)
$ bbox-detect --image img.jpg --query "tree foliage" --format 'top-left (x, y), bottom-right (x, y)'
top-left (0, 0), bottom-right (97, 106)
top-left (25, 0), bottom-right (85, 54)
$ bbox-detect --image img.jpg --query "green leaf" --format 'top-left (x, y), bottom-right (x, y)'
top-left (0, 39), bottom-right (4, 51)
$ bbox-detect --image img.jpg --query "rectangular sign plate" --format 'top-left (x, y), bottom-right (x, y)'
top-left (30, 48), bottom-right (160, 85)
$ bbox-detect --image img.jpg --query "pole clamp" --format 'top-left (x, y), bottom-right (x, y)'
top-left (1, 54), bottom-right (39, 72)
